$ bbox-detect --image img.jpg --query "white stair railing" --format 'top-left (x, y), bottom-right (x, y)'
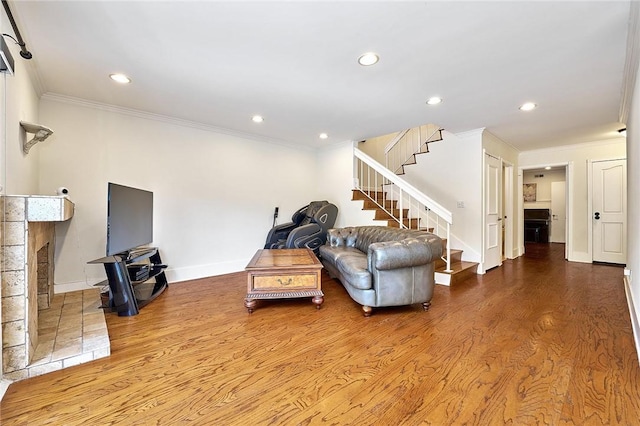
top-left (385, 124), bottom-right (442, 175)
top-left (354, 147), bottom-right (453, 272)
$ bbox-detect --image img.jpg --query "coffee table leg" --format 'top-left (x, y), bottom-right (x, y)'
top-left (245, 298), bottom-right (257, 313)
top-left (312, 295), bottom-right (324, 309)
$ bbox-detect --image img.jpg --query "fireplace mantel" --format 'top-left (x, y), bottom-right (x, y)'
top-left (24, 195), bottom-right (74, 222)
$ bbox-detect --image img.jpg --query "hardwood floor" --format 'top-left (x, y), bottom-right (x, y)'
top-left (2, 243), bottom-right (639, 424)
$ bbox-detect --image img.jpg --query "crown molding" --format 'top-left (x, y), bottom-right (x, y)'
top-left (481, 128), bottom-right (520, 153)
top-left (452, 127), bottom-right (485, 140)
top-left (40, 93), bottom-right (318, 152)
top-left (518, 136), bottom-right (626, 156)
top-left (619, 1), bottom-right (640, 125)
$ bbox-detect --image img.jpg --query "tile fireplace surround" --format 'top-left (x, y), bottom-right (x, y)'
top-left (1, 195), bottom-right (110, 381)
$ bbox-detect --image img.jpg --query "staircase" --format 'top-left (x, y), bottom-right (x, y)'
top-left (385, 124), bottom-right (444, 176)
top-left (351, 190), bottom-right (422, 229)
top-left (354, 125), bottom-right (478, 286)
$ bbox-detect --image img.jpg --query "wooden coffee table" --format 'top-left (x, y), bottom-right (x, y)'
top-left (244, 248), bottom-right (324, 313)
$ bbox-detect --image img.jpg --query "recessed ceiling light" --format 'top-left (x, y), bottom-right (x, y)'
top-left (358, 52), bottom-right (379, 66)
top-left (252, 115), bottom-right (264, 123)
top-left (545, 166), bottom-right (552, 170)
top-left (426, 97), bottom-right (442, 105)
top-left (519, 102), bottom-right (537, 111)
top-left (109, 73), bottom-right (131, 84)
top-left (319, 133), bottom-right (328, 140)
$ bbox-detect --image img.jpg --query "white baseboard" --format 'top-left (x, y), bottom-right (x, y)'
top-left (623, 275), bottom-right (640, 366)
top-left (434, 272), bottom-right (451, 286)
top-left (53, 258), bottom-right (249, 294)
top-left (508, 248), bottom-right (521, 260)
top-left (166, 260), bottom-right (247, 283)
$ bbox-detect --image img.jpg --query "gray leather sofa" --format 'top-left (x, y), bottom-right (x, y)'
top-left (319, 226), bottom-right (443, 316)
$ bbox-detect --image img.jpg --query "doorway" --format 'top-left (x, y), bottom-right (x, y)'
top-left (521, 165), bottom-right (568, 259)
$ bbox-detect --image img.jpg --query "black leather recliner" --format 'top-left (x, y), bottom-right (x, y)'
top-left (264, 201), bottom-right (338, 252)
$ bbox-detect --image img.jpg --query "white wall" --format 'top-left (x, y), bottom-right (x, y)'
top-left (2, 24), bottom-right (41, 195)
top-left (523, 169), bottom-right (566, 209)
top-left (356, 131), bottom-right (396, 164)
top-left (38, 97), bottom-right (320, 289)
top-left (626, 5), bottom-right (640, 363)
top-left (316, 140), bottom-right (379, 228)
top-left (519, 139), bottom-right (626, 262)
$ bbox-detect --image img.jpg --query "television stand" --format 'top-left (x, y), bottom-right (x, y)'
top-left (127, 247), bottom-right (157, 259)
top-left (89, 247), bottom-right (168, 316)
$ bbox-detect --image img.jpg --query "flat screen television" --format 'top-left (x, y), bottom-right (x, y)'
top-left (106, 182), bottom-right (154, 256)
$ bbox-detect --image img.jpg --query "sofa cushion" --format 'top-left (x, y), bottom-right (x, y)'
top-left (327, 227), bottom-right (359, 248)
top-left (335, 254), bottom-right (371, 290)
top-left (319, 245), bottom-right (362, 264)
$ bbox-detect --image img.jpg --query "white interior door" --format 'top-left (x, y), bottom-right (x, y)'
top-left (592, 159), bottom-right (627, 264)
top-left (550, 181), bottom-right (566, 243)
top-left (484, 153), bottom-right (502, 270)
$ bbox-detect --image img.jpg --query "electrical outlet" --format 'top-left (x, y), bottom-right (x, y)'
top-left (457, 201), bottom-right (465, 208)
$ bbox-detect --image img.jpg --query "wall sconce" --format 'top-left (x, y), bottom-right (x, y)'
top-left (20, 121), bottom-right (54, 154)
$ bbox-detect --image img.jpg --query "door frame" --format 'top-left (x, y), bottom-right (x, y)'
top-left (503, 161), bottom-right (515, 260)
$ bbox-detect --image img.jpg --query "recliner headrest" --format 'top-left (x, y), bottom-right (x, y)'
top-left (305, 201), bottom-right (328, 218)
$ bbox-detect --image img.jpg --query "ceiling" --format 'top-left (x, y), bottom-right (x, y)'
top-left (7, 1), bottom-right (631, 151)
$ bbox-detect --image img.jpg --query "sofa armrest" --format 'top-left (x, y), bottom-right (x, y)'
top-left (368, 238), bottom-right (441, 271)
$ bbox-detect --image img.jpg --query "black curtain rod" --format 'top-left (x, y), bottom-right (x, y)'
top-left (1, 0), bottom-right (32, 59)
